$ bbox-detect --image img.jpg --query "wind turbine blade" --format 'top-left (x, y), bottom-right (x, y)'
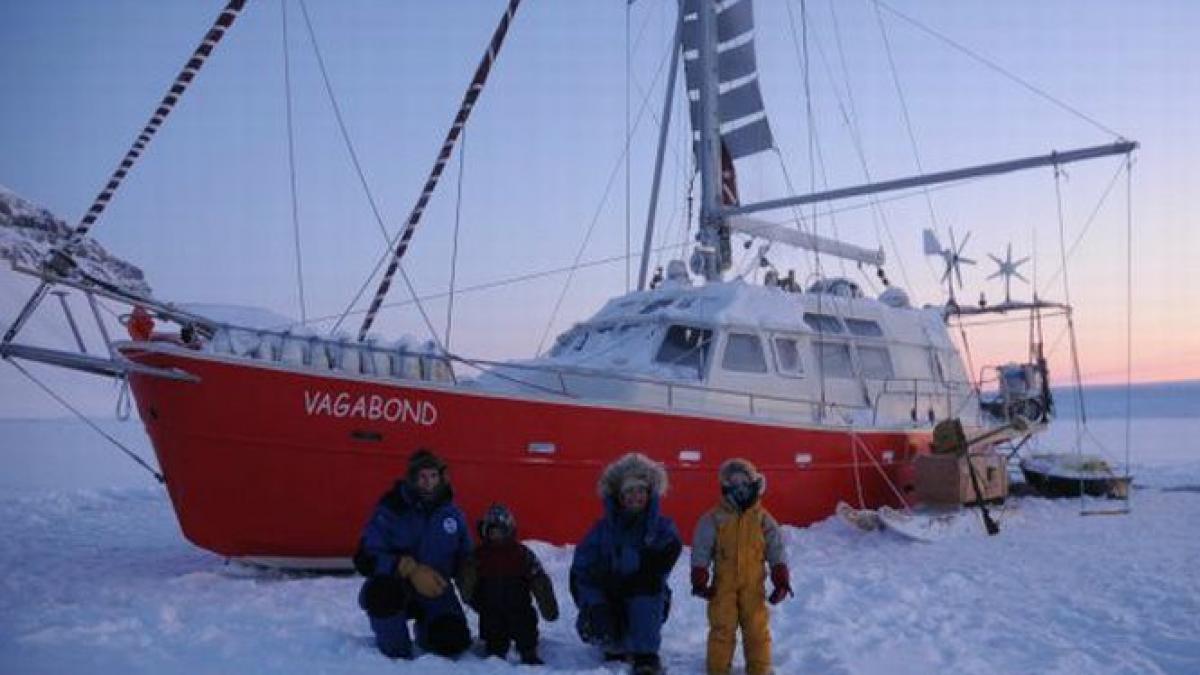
top-left (959, 256), bottom-right (977, 266)
top-left (959, 231), bottom-right (972, 253)
top-left (955, 264), bottom-right (964, 289)
top-left (987, 270), bottom-right (1002, 280)
top-left (1014, 256), bottom-right (1030, 267)
top-left (923, 229), bottom-right (942, 255)
top-left (988, 254), bottom-right (1004, 266)
top-left (1013, 271), bottom-right (1029, 283)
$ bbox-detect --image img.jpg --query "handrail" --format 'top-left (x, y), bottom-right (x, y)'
top-left (460, 355), bottom-right (877, 422)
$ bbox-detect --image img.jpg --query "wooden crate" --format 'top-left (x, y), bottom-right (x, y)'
top-left (915, 452), bottom-right (1009, 505)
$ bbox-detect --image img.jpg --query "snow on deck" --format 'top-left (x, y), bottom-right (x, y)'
top-left (0, 416), bottom-right (1197, 674)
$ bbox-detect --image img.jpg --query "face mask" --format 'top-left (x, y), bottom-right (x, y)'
top-left (723, 480), bottom-right (760, 509)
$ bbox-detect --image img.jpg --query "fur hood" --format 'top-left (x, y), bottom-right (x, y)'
top-left (597, 452), bottom-right (669, 500)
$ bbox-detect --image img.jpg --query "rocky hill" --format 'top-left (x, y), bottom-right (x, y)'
top-left (0, 185), bottom-right (151, 297)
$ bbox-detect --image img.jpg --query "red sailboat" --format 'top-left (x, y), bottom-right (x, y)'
top-left (2, 0), bottom-right (1134, 567)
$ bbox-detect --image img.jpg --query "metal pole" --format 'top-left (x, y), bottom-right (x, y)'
top-left (695, 0), bottom-right (724, 281)
top-left (723, 141), bottom-right (1138, 218)
top-left (52, 291), bottom-right (88, 354)
top-left (2, 282), bottom-right (50, 345)
top-left (637, 13), bottom-right (682, 291)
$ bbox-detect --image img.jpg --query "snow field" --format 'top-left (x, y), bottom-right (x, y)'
top-left (0, 416), bottom-right (1198, 674)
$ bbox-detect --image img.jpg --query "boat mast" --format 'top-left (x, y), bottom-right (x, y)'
top-left (693, 0), bottom-right (726, 283)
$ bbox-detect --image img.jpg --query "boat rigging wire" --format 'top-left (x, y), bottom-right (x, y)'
top-left (535, 16), bottom-right (674, 356)
top-left (296, 0), bottom-right (445, 346)
top-left (446, 129), bottom-right (467, 351)
top-left (820, 0), bottom-right (912, 289)
top-left (297, 0), bottom-right (391, 244)
top-left (1038, 157), bottom-right (1129, 296)
top-left (7, 359), bottom-right (164, 485)
top-left (625, 0), bottom-right (632, 292)
top-left (872, 0), bottom-right (1126, 140)
top-left (357, 0), bottom-right (524, 343)
top-left (281, 0), bottom-right (307, 324)
top-left (297, 240), bottom-right (692, 330)
top-left (871, 0), bottom-right (945, 296)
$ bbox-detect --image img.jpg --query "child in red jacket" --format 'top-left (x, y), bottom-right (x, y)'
top-left (466, 503), bottom-right (559, 665)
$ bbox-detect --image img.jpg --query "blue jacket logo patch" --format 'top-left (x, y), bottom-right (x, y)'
top-left (443, 517), bottom-right (458, 534)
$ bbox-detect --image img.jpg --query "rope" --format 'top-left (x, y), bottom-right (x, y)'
top-left (1123, 153), bottom-right (1134, 504)
top-left (848, 430), bottom-right (912, 510)
top-left (115, 376), bottom-right (133, 422)
top-left (1052, 166), bottom-right (1087, 457)
top-left (358, 0), bottom-right (524, 342)
top-left (281, 0), bottom-right (307, 324)
top-left (68, 0), bottom-right (248, 246)
top-left (8, 360), bottom-right (164, 484)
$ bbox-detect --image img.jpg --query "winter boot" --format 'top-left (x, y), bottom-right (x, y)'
top-left (519, 648), bottom-right (545, 665)
top-left (485, 642), bottom-right (509, 660)
top-left (632, 653), bottom-right (664, 675)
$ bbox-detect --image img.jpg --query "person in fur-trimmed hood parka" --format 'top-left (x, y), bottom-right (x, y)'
top-left (570, 452), bottom-right (682, 675)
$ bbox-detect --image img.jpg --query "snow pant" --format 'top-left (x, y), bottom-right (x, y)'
top-left (577, 592), bottom-right (668, 655)
top-left (363, 579), bottom-right (470, 658)
top-left (707, 580), bottom-right (771, 675)
top-left (479, 601), bottom-right (538, 656)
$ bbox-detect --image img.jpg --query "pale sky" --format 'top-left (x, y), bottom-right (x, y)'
top-left (1, 0), bottom-right (1197, 385)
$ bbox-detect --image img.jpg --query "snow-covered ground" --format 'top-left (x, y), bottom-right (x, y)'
top-left (0, 415), bottom-right (1198, 674)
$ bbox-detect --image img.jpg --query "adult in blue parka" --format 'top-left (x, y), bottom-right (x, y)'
top-left (570, 452), bottom-right (682, 675)
top-left (353, 449), bottom-right (473, 659)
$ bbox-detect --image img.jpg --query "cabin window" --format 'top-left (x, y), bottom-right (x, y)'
top-left (845, 318), bottom-right (884, 337)
top-left (722, 333), bottom-right (768, 373)
top-left (772, 336), bottom-right (804, 377)
top-left (654, 325), bottom-right (713, 377)
top-left (930, 350), bottom-right (946, 381)
top-left (803, 313), bottom-right (844, 333)
top-left (815, 341), bottom-right (854, 378)
top-left (640, 298), bottom-right (674, 314)
top-left (857, 345), bottom-right (895, 379)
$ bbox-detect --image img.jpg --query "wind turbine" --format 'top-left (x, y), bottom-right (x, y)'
top-left (923, 227), bottom-right (976, 301)
top-left (987, 242), bottom-right (1030, 304)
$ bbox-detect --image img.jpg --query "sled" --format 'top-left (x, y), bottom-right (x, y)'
top-left (877, 506), bottom-right (977, 543)
top-left (836, 501), bottom-right (882, 532)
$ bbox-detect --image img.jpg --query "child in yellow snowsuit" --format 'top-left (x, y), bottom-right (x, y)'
top-left (691, 458), bottom-right (791, 675)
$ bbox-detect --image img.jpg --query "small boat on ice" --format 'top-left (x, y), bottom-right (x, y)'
top-left (1020, 453), bottom-right (1131, 499)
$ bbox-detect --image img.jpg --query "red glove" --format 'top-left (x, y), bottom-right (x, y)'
top-left (768, 563), bottom-right (793, 605)
top-left (690, 566), bottom-right (715, 600)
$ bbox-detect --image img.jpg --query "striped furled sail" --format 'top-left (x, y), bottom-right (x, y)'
top-left (680, 0), bottom-right (773, 160)
top-left (68, 0), bottom-right (248, 247)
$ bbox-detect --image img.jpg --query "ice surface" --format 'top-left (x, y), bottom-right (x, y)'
top-left (0, 414), bottom-right (1198, 673)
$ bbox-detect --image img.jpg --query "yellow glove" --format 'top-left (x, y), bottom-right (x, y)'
top-left (396, 556), bottom-right (447, 598)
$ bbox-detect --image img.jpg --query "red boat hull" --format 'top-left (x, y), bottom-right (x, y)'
top-left (122, 345), bottom-right (929, 560)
